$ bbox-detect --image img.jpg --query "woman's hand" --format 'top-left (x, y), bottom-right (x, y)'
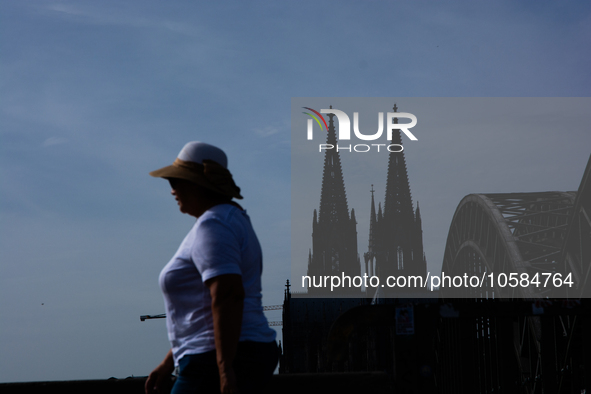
top-left (145, 349), bottom-right (174, 394)
top-left (219, 367), bottom-right (240, 393)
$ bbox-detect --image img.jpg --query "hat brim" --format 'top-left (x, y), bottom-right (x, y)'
top-left (150, 164), bottom-right (243, 199)
top-left (150, 165), bottom-right (197, 184)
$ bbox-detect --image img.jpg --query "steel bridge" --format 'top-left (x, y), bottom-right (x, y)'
top-left (441, 191), bottom-right (576, 299)
top-left (436, 156), bottom-right (591, 393)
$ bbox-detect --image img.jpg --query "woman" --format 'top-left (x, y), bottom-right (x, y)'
top-left (146, 142), bottom-right (278, 394)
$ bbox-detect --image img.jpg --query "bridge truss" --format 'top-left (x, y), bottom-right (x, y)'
top-left (437, 156), bottom-right (591, 394)
top-left (441, 191), bottom-right (576, 299)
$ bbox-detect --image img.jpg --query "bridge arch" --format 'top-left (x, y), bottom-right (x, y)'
top-left (441, 192), bottom-right (575, 299)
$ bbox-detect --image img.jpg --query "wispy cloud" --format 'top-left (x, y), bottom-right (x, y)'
top-left (254, 126), bottom-right (282, 137)
top-left (42, 137), bottom-right (69, 147)
top-left (44, 2), bottom-right (203, 38)
top-left (46, 3), bottom-right (85, 16)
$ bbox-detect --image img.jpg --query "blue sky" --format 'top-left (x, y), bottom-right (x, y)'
top-left (1, 0), bottom-right (590, 383)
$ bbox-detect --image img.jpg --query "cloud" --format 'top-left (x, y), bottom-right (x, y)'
top-left (254, 126), bottom-right (281, 137)
top-left (46, 3), bottom-right (85, 16)
top-left (42, 136), bottom-right (69, 147)
top-left (44, 2), bottom-right (202, 38)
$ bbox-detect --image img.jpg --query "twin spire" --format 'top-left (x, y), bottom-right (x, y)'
top-left (307, 104), bottom-right (426, 296)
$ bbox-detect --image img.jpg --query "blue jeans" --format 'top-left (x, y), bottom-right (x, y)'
top-left (171, 341), bottom-right (279, 394)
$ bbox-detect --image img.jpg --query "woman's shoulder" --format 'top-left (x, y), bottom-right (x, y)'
top-left (203, 203), bottom-right (243, 219)
top-left (196, 204), bottom-right (250, 229)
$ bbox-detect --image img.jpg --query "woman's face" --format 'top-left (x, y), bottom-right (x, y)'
top-left (168, 178), bottom-right (207, 217)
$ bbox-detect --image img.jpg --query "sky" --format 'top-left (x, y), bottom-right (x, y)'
top-left (1, 0), bottom-right (590, 383)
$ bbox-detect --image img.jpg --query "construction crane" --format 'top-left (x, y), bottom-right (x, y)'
top-left (140, 305), bottom-right (283, 322)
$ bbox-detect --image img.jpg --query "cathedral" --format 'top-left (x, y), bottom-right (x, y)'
top-left (282, 104), bottom-right (429, 373)
top-left (305, 104), bottom-right (427, 297)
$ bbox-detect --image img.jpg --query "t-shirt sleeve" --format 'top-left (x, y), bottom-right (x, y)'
top-left (191, 217), bottom-right (242, 282)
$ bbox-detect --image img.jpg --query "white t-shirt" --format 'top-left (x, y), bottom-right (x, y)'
top-left (159, 204), bottom-right (276, 364)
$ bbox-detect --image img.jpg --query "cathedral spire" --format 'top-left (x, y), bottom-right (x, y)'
top-left (318, 111), bottom-right (350, 225)
top-left (364, 185), bottom-right (378, 277)
top-left (368, 103), bottom-right (427, 290)
top-left (368, 185), bottom-right (377, 253)
top-left (308, 106), bottom-right (360, 294)
top-left (384, 104), bottom-right (414, 221)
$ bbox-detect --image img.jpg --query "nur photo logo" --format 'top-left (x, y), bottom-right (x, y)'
top-left (303, 104), bottom-right (418, 153)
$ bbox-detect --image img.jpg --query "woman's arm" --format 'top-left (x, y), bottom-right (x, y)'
top-left (206, 273), bottom-right (245, 394)
top-left (145, 349), bottom-right (174, 394)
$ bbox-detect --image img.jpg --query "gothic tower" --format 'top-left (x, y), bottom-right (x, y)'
top-left (364, 185), bottom-right (378, 278)
top-left (365, 104), bottom-right (427, 296)
top-left (307, 108), bottom-right (360, 295)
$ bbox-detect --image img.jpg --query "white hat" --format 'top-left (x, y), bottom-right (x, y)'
top-left (149, 141), bottom-right (243, 199)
